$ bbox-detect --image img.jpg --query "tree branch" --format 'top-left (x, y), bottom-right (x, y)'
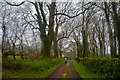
top-left (4, 0), bottom-right (35, 6)
top-left (56, 24), bottom-right (82, 42)
top-left (55, 3), bottom-right (95, 18)
top-left (39, 2), bottom-right (47, 26)
top-left (90, 2), bottom-right (105, 11)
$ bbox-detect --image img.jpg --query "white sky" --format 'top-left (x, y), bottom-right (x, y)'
top-left (0, 0), bottom-right (114, 55)
top-left (5, 0), bottom-right (120, 3)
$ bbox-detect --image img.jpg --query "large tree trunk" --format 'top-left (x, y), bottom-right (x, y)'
top-left (76, 41), bottom-right (80, 58)
top-left (84, 24), bottom-right (89, 57)
top-left (118, 20), bottom-right (120, 58)
top-left (13, 43), bottom-right (15, 60)
top-left (53, 13), bottom-right (59, 57)
top-left (40, 2), bottom-right (56, 57)
top-left (60, 50), bottom-right (62, 58)
top-left (102, 21), bottom-right (105, 58)
top-left (82, 3), bottom-right (86, 58)
top-left (40, 36), bottom-right (51, 57)
top-left (98, 25), bottom-right (103, 58)
top-left (100, 41), bottom-right (103, 58)
top-left (20, 45), bottom-right (24, 59)
top-left (48, 2), bottom-right (55, 57)
top-left (40, 33), bottom-right (53, 57)
top-left (19, 37), bottom-right (24, 59)
top-left (104, 2), bottom-right (114, 58)
top-left (79, 43), bottom-right (82, 57)
top-left (113, 18), bottom-right (117, 57)
top-left (112, 2), bottom-right (120, 58)
top-left (96, 45), bottom-right (98, 57)
top-left (2, 21), bottom-right (6, 57)
top-left (53, 38), bottom-right (58, 57)
top-left (82, 30), bottom-right (86, 58)
top-left (2, 26), bottom-right (5, 56)
top-left (59, 40), bottom-right (62, 58)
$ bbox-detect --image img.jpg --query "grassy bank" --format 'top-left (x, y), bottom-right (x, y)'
top-left (2, 57), bottom-right (64, 78)
top-left (79, 58), bottom-right (119, 78)
top-left (73, 60), bottom-right (103, 78)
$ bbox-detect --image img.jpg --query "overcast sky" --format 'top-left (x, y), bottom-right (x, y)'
top-left (5, 0), bottom-right (120, 3)
top-left (0, 0), bottom-right (114, 55)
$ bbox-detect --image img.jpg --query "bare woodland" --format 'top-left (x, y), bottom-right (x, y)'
top-left (0, 0), bottom-right (120, 60)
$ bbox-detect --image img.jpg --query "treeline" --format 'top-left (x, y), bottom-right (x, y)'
top-left (0, 1), bottom-right (120, 59)
top-left (71, 2), bottom-right (120, 58)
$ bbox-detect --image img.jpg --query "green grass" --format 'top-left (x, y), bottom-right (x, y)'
top-left (73, 60), bottom-right (103, 78)
top-left (2, 57), bottom-right (64, 78)
top-left (8, 55), bottom-right (21, 60)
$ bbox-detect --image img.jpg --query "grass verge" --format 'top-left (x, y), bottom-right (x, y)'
top-left (2, 57), bottom-right (64, 78)
top-left (73, 60), bottom-right (103, 78)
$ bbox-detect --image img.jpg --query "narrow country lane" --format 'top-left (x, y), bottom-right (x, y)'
top-left (47, 60), bottom-right (82, 79)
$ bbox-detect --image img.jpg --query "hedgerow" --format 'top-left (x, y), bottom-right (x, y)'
top-left (79, 58), bottom-right (120, 78)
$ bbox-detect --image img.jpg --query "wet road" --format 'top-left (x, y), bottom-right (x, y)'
top-left (47, 60), bottom-right (82, 79)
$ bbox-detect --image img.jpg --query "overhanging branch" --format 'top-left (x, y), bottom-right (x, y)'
top-left (56, 24), bottom-right (82, 42)
top-left (55, 3), bottom-right (95, 18)
top-left (4, 0), bottom-right (35, 6)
